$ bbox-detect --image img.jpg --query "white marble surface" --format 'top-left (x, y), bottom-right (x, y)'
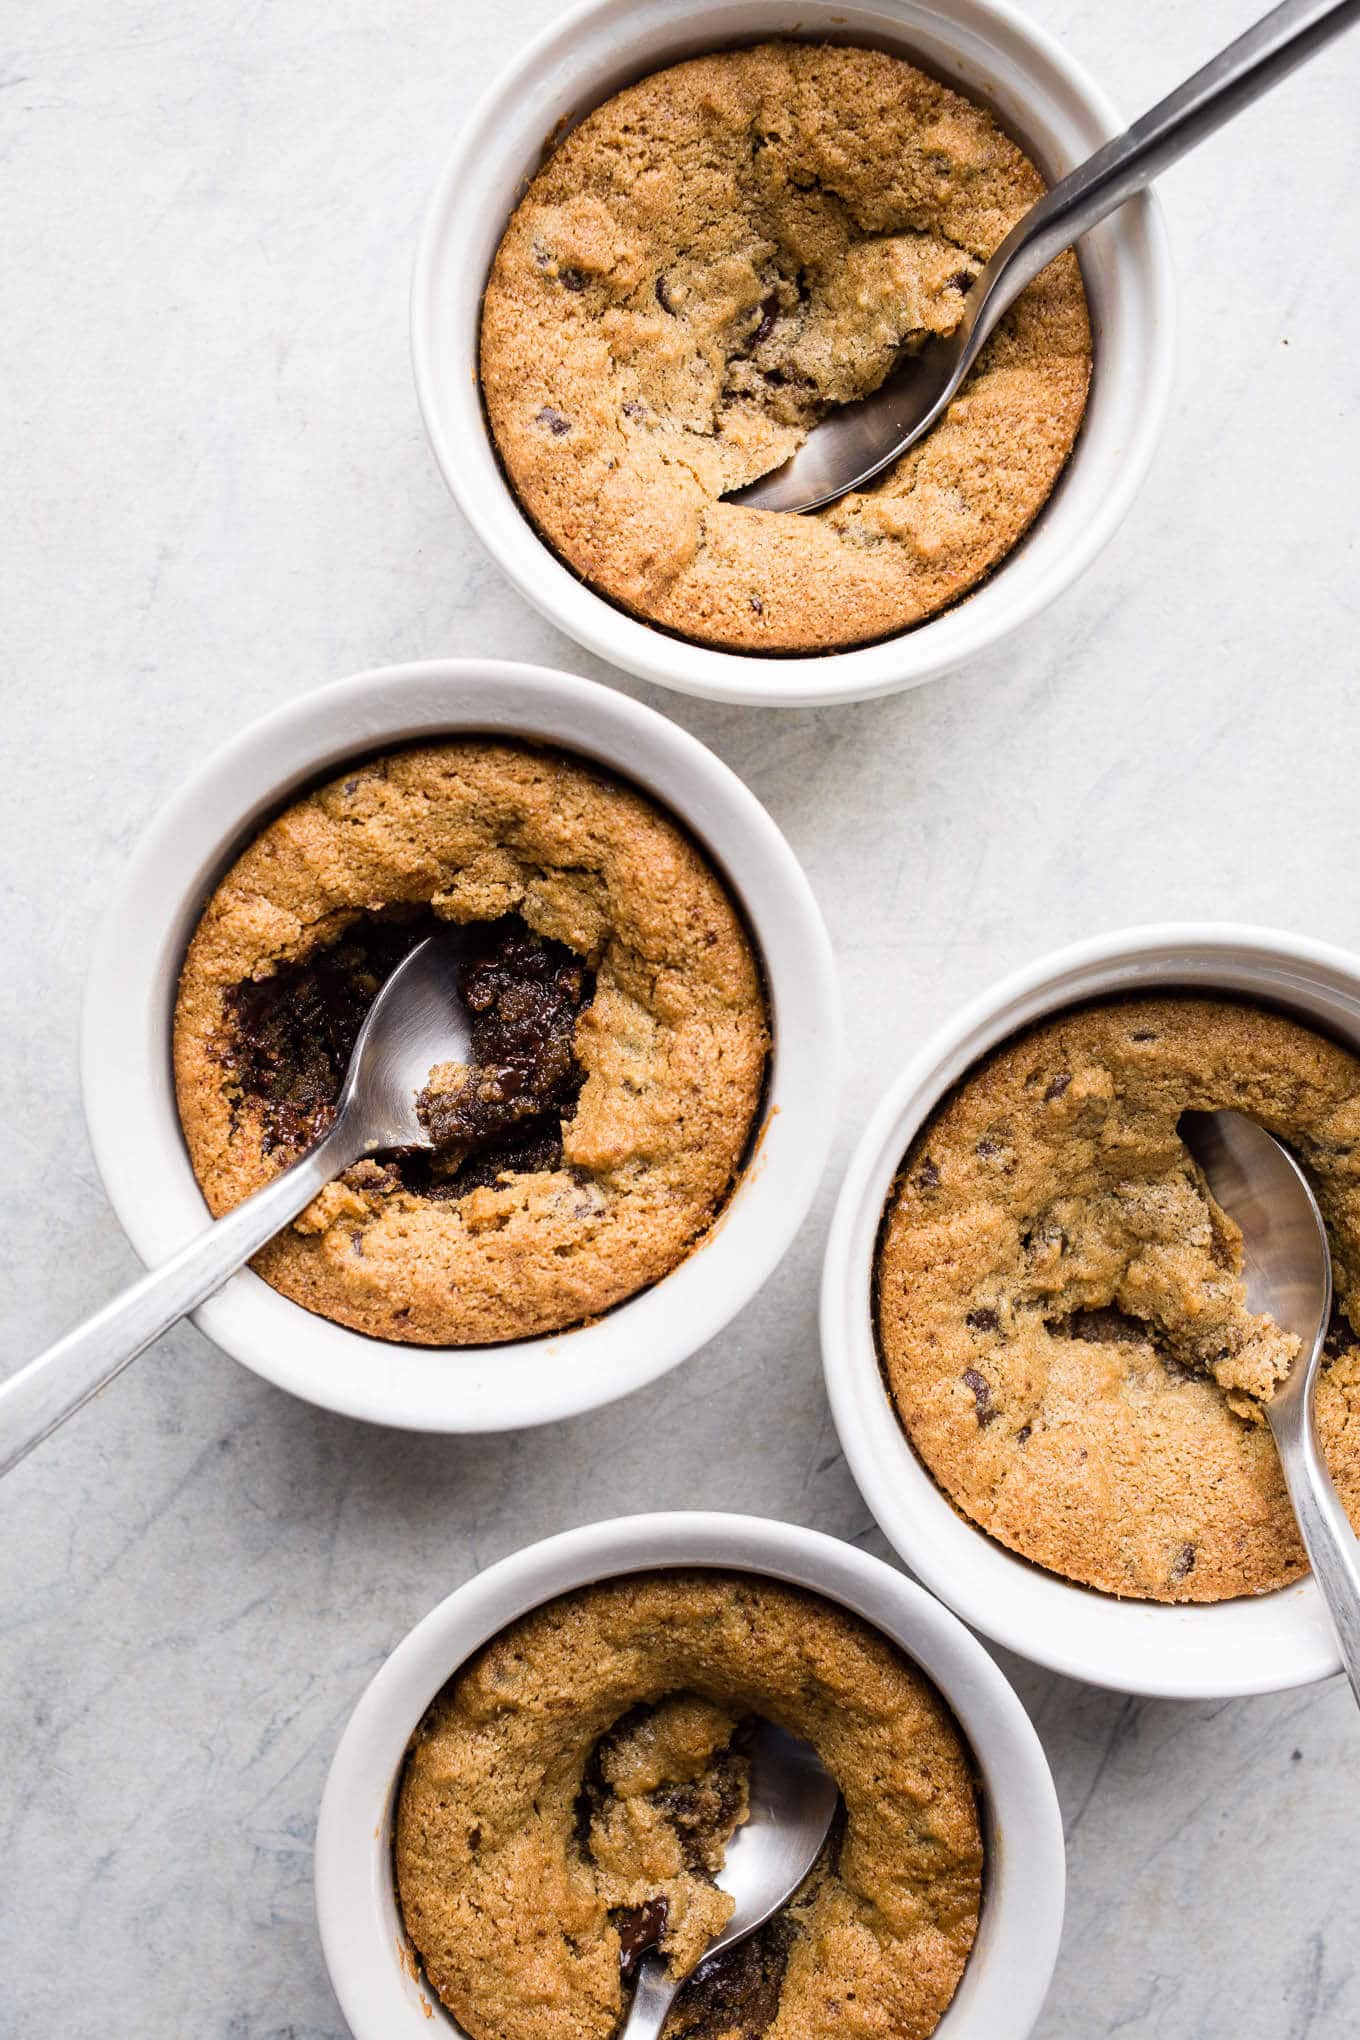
top-left (3, 0), bottom-right (1360, 2032)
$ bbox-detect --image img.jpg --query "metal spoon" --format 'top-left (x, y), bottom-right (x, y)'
top-left (620, 1721), bottom-right (840, 2040)
top-left (0, 932), bottom-right (471, 1479)
top-left (1181, 1109), bottom-right (1360, 1705)
top-left (731, 0), bottom-right (1360, 515)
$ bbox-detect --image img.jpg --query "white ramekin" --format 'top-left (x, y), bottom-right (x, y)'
top-left (315, 1512), bottom-right (1065, 2039)
top-left (80, 660), bottom-right (839, 1434)
top-left (412, 0), bottom-right (1174, 709)
top-left (823, 923), bottom-right (1360, 1700)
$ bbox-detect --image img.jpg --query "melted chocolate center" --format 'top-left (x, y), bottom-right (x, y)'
top-left (218, 911), bottom-right (593, 1194)
top-left (416, 920), bottom-right (589, 1158)
top-left (574, 1704), bottom-right (825, 2040)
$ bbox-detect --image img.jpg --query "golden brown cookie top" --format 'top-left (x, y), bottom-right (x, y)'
top-left (395, 1572), bottom-right (982, 2039)
top-left (876, 997), bottom-right (1360, 1601)
top-left (481, 41), bottom-right (1091, 654)
top-left (173, 741), bottom-right (769, 1345)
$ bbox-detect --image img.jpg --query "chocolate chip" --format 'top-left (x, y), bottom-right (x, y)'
top-left (949, 270), bottom-right (975, 292)
top-left (917, 1157), bottom-right (941, 1190)
top-left (962, 1367), bottom-right (996, 1425)
top-left (1016, 1424), bottom-right (1032, 1446)
top-left (1044, 1072), bottom-right (1072, 1101)
top-left (622, 399), bottom-right (646, 419)
top-left (560, 266), bottom-right (586, 292)
top-left (614, 1898), bottom-right (669, 1980)
top-left (1169, 1543), bottom-right (1197, 1584)
top-left (966, 1307), bottom-right (999, 1333)
top-left (753, 290), bottom-right (780, 344)
top-left (750, 594), bottom-right (764, 615)
top-left (342, 777), bottom-right (360, 795)
top-left (655, 275), bottom-right (675, 313)
top-left (976, 1137), bottom-right (1000, 1158)
top-left (535, 406), bottom-right (572, 436)
top-left (1130, 1030), bottom-right (1158, 1042)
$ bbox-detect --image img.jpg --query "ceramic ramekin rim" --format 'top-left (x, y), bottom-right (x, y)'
top-left (78, 658), bottom-right (841, 1433)
top-left (315, 1510), bottom-right (1066, 2040)
top-left (822, 920), bottom-right (1360, 1698)
top-left (410, 0), bottom-right (1177, 708)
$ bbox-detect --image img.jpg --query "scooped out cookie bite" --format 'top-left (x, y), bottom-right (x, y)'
top-left (480, 40), bottom-right (1092, 655)
top-left (875, 997), bottom-right (1360, 1602)
top-left (394, 1572), bottom-right (983, 2039)
top-left (172, 740), bottom-right (769, 1345)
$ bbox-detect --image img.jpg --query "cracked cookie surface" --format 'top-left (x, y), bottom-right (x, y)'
top-left (395, 1573), bottom-right (982, 2039)
top-left (480, 41), bottom-right (1091, 654)
top-left (173, 741), bottom-right (769, 1345)
top-left (876, 998), bottom-right (1360, 1601)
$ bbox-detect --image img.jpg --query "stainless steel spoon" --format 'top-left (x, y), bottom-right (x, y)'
top-left (620, 1721), bottom-right (840, 2040)
top-left (1181, 1109), bottom-right (1360, 1704)
top-left (732, 0), bottom-right (1360, 514)
top-left (0, 932), bottom-right (471, 1479)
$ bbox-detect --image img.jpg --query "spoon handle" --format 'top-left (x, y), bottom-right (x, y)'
top-left (1271, 1369), bottom-right (1360, 1708)
top-left (0, 1120), bottom-right (361, 1479)
top-left (968, 0), bottom-right (1360, 363)
top-left (618, 1953), bottom-right (682, 2040)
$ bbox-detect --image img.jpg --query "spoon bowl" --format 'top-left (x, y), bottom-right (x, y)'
top-left (337, 931), bottom-right (471, 1155)
top-left (707, 1721), bottom-right (840, 1958)
top-left (1179, 1108), bottom-right (1332, 1381)
top-left (1180, 1107), bottom-right (1360, 1705)
top-left (727, 325), bottom-right (977, 516)
top-left (621, 1720), bottom-right (840, 2038)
